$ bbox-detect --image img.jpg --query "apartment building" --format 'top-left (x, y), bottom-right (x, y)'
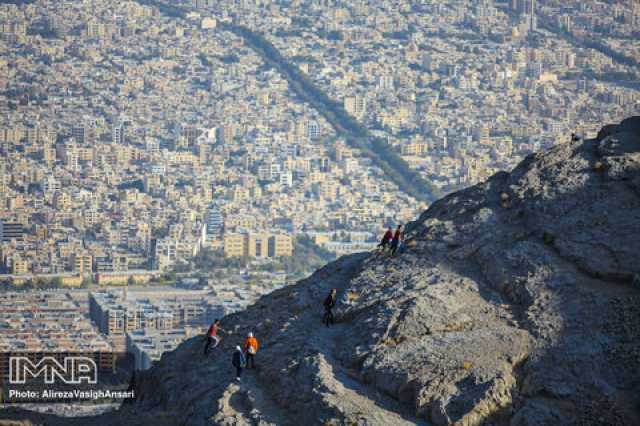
top-left (223, 232), bottom-right (293, 258)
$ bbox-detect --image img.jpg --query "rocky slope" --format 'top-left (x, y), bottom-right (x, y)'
top-left (4, 117), bottom-right (639, 426)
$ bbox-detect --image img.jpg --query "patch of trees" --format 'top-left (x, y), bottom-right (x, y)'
top-left (118, 179), bottom-right (145, 192)
top-left (194, 249), bottom-right (249, 270)
top-left (136, 0), bottom-right (186, 17)
top-left (382, 30), bottom-right (411, 40)
top-left (197, 53), bottom-right (211, 67)
top-left (219, 53), bottom-right (239, 64)
top-left (0, 277), bottom-right (65, 291)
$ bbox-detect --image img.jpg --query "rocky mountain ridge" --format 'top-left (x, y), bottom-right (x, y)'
top-left (3, 117), bottom-right (639, 426)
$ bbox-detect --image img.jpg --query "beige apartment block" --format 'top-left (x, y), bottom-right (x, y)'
top-left (72, 252), bottom-right (93, 274)
top-left (247, 233), bottom-right (270, 258)
top-left (224, 232), bottom-right (293, 258)
top-left (401, 143), bottom-right (429, 156)
top-left (11, 256), bottom-right (28, 275)
top-left (269, 234), bottom-right (293, 257)
top-left (344, 95), bottom-right (366, 118)
top-left (224, 233), bottom-right (246, 258)
top-left (53, 191), bottom-right (71, 210)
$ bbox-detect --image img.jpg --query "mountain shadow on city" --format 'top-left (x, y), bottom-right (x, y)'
top-left (2, 116), bottom-right (639, 425)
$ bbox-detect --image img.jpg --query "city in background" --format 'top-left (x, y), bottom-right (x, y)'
top-left (0, 0), bottom-right (639, 414)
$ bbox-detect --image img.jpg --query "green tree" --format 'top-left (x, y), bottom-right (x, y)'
top-left (51, 277), bottom-right (63, 288)
top-left (81, 276), bottom-right (93, 288)
top-left (174, 261), bottom-right (192, 273)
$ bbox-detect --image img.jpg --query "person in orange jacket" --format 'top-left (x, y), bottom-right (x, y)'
top-left (243, 332), bottom-right (259, 369)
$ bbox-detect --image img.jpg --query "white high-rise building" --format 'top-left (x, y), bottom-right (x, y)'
top-left (280, 171), bottom-right (293, 187)
top-left (113, 120), bottom-right (126, 145)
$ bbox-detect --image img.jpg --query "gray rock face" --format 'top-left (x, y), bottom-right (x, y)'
top-left (14, 118), bottom-right (638, 426)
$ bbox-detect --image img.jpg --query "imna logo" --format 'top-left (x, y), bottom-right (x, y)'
top-left (9, 356), bottom-right (98, 384)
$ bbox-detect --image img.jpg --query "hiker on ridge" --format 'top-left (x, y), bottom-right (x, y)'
top-left (243, 332), bottom-right (259, 369)
top-left (377, 227), bottom-right (393, 252)
top-left (204, 319), bottom-right (225, 355)
top-left (398, 228), bottom-right (406, 255)
top-left (390, 224), bottom-right (402, 256)
top-left (232, 345), bottom-right (246, 382)
top-left (323, 288), bottom-right (337, 327)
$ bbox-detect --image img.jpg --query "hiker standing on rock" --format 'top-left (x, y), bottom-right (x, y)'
top-left (398, 229), bottom-right (406, 254)
top-left (243, 332), bottom-right (259, 369)
top-left (390, 224), bottom-right (402, 256)
top-left (204, 319), bottom-right (225, 356)
top-left (323, 288), bottom-right (337, 327)
top-left (377, 227), bottom-right (393, 252)
top-left (232, 345), bottom-right (246, 382)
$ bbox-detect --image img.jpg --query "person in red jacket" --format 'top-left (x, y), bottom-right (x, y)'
top-left (243, 332), bottom-right (259, 369)
top-left (377, 227), bottom-right (393, 252)
top-left (203, 319), bottom-right (225, 355)
top-left (390, 225), bottom-right (402, 256)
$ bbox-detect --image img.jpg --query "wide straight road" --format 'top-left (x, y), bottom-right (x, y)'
top-left (222, 23), bottom-right (438, 202)
top-left (136, 0), bottom-right (438, 202)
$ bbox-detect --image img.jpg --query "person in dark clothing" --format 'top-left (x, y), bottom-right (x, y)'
top-left (377, 227), bottom-right (393, 252)
top-left (232, 346), bottom-right (245, 382)
top-left (323, 288), bottom-right (337, 327)
top-left (398, 230), bottom-right (406, 254)
top-left (390, 225), bottom-right (402, 255)
top-left (204, 319), bottom-right (224, 355)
